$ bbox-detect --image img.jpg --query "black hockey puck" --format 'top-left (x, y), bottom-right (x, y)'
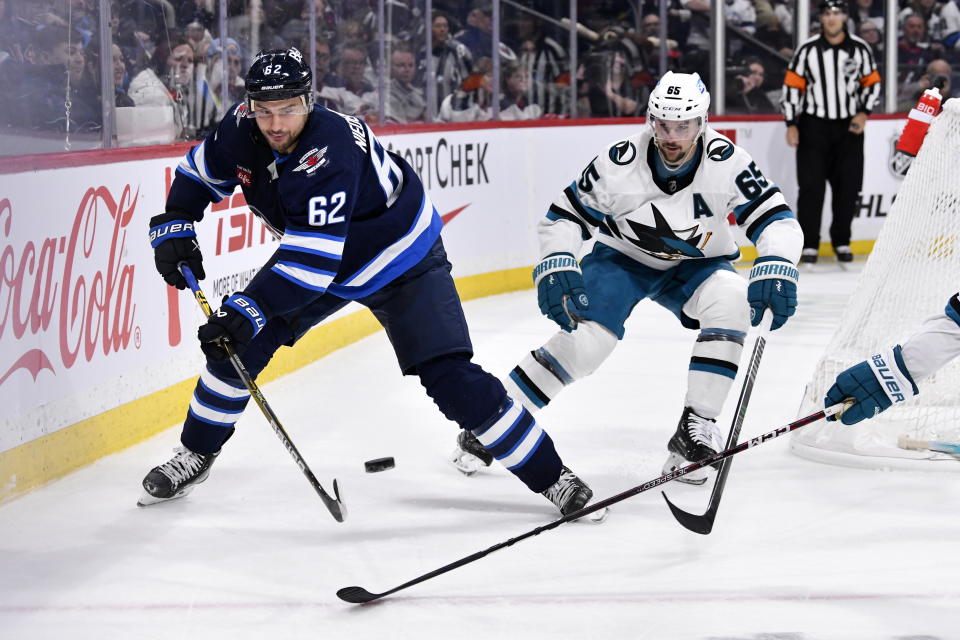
top-left (364, 457), bottom-right (395, 473)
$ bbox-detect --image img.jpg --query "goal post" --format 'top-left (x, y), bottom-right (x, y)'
top-left (793, 98), bottom-right (960, 470)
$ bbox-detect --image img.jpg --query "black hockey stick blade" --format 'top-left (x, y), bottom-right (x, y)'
top-left (336, 404), bottom-right (846, 604)
top-left (660, 312), bottom-right (771, 535)
top-left (337, 586), bottom-right (383, 604)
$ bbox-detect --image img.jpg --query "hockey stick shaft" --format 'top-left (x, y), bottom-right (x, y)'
top-left (337, 402), bottom-right (847, 604)
top-left (178, 264), bottom-right (346, 523)
top-left (662, 311), bottom-right (772, 534)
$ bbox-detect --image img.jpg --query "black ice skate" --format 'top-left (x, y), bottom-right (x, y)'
top-left (541, 466), bottom-right (606, 522)
top-left (449, 429), bottom-right (494, 476)
top-left (662, 407), bottom-right (722, 486)
top-left (137, 446), bottom-right (220, 506)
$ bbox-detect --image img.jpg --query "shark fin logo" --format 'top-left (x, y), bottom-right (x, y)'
top-left (622, 203), bottom-right (705, 259)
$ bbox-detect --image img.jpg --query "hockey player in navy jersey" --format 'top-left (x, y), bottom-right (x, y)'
top-left (140, 48), bottom-right (595, 517)
top-left (451, 72), bottom-right (804, 485)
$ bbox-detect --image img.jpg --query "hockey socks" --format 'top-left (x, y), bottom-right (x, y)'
top-left (470, 397), bottom-right (562, 493)
top-left (181, 366), bottom-right (249, 454)
top-left (685, 327), bottom-right (746, 418)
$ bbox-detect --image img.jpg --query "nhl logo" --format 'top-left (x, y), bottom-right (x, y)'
top-left (667, 179), bottom-right (678, 193)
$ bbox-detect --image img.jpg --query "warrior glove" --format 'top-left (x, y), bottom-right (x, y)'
top-left (533, 252), bottom-right (589, 332)
top-left (747, 256), bottom-right (798, 331)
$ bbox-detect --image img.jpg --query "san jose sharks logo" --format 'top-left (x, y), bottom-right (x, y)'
top-left (617, 203), bottom-right (705, 259)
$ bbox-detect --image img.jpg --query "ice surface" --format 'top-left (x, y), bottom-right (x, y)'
top-left (1, 264), bottom-right (957, 640)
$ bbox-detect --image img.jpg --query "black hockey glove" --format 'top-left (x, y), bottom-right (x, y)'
top-left (197, 293), bottom-right (268, 361)
top-left (149, 211), bottom-right (204, 290)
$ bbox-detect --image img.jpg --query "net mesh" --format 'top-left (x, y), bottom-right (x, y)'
top-left (793, 98), bottom-right (960, 468)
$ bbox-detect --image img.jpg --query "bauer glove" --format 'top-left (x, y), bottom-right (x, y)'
top-left (824, 346), bottom-right (919, 425)
top-left (747, 256), bottom-right (798, 331)
top-left (198, 293), bottom-right (268, 361)
top-left (149, 211), bottom-right (204, 290)
top-left (534, 252), bottom-right (589, 332)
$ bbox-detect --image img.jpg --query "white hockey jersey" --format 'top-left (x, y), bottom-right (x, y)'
top-left (540, 126), bottom-right (803, 270)
top-left (901, 293), bottom-right (960, 381)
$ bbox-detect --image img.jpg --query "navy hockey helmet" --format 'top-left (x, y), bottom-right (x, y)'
top-left (819, 0), bottom-right (848, 14)
top-left (245, 47), bottom-right (313, 109)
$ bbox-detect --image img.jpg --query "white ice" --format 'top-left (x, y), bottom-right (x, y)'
top-left (1, 265), bottom-right (958, 640)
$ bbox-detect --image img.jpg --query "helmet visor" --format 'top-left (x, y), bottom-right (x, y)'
top-left (246, 97), bottom-right (311, 119)
top-left (650, 116), bottom-right (702, 143)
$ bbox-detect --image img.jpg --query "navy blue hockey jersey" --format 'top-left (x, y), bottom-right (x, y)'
top-left (166, 103), bottom-right (442, 316)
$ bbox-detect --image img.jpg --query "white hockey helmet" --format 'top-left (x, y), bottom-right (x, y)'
top-left (647, 71), bottom-right (710, 123)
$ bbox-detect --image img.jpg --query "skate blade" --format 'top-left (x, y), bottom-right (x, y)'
top-left (585, 507), bottom-right (608, 523)
top-left (449, 449), bottom-right (487, 477)
top-left (136, 485), bottom-right (194, 507)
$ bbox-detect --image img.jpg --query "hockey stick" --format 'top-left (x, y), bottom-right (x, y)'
top-left (336, 401), bottom-right (849, 604)
top-left (898, 435), bottom-right (960, 457)
top-left (178, 264), bottom-right (347, 523)
top-left (661, 311), bottom-right (773, 535)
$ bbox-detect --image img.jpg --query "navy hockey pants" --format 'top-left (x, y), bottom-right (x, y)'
top-left (180, 238), bottom-right (562, 493)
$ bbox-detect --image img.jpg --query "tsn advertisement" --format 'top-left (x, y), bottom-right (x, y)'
top-left (0, 116), bottom-right (908, 462)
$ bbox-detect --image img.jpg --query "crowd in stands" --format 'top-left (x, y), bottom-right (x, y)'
top-left (1, 0), bottom-right (959, 150)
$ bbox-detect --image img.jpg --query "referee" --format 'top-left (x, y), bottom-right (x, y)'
top-left (782, 0), bottom-right (881, 265)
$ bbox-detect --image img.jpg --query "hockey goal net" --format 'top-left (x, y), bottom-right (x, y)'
top-left (793, 98), bottom-right (960, 470)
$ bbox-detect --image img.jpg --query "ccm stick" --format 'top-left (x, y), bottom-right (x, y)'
top-left (337, 401), bottom-right (849, 604)
top-left (661, 311), bottom-right (773, 535)
top-left (179, 264), bottom-right (347, 523)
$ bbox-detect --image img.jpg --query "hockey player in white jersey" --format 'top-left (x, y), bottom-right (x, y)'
top-left (452, 71), bottom-right (803, 484)
top-left (825, 293), bottom-right (960, 425)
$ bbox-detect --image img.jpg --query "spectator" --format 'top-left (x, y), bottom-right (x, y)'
top-left (439, 56), bottom-right (494, 122)
top-left (111, 43), bottom-right (135, 107)
top-left (578, 48), bottom-right (642, 118)
top-left (456, 1), bottom-right (515, 62)
top-left (163, 38), bottom-right (216, 138)
top-left (857, 19), bottom-right (883, 59)
top-left (330, 40), bottom-right (375, 117)
top-left (726, 56), bottom-right (775, 114)
top-left (385, 46), bottom-right (425, 124)
top-left (899, 13), bottom-right (943, 81)
top-left (678, 0), bottom-right (710, 82)
top-left (848, 0), bottom-right (883, 33)
top-left (900, 0), bottom-right (948, 43)
top-left (499, 61), bottom-right (541, 120)
top-left (421, 10), bottom-right (473, 112)
top-left (756, 13), bottom-right (794, 58)
top-left (898, 57), bottom-right (953, 111)
top-left (512, 11), bottom-right (567, 116)
top-left (18, 25), bottom-right (101, 132)
top-left (726, 0), bottom-right (757, 36)
top-left (202, 37), bottom-right (245, 111)
top-left (639, 11), bottom-right (682, 70)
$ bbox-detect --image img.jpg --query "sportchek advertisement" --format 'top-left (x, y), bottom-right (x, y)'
top-left (0, 116), bottom-right (909, 454)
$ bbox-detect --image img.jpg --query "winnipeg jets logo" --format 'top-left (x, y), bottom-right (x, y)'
top-left (618, 203), bottom-right (706, 260)
top-left (293, 146), bottom-right (329, 174)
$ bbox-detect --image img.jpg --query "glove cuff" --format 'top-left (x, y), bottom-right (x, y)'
top-left (749, 256), bottom-right (799, 284)
top-left (224, 293), bottom-right (268, 337)
top-left (149, 217), bottom-right (197, 248)
top-left (867, 345), bottom-right (919, 406)
top-left (533, 252), bottom-right (581, 286)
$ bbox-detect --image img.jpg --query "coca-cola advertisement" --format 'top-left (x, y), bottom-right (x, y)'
top-left (0, 158), bottom-right (277, 452)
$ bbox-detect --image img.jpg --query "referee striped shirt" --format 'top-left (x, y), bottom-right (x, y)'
top-left (781, 31), bottom-right (881, 124)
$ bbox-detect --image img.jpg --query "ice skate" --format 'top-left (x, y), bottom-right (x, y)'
top-left (541, 466), bottom-right (606, 522)
top-left (449, 429), bottom-right (494, 476)
top-left (137, 446), bottom-right (220, 506)
top-left (662, 407), bottom-right (722, 486)
top-left (835, 245), bottom-right (854, 270)
top-left (799, 248), bottom-right (818, 271)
